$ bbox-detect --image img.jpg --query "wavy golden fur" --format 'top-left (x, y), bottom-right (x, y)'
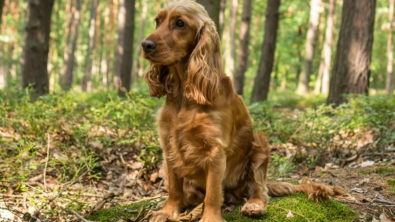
top-left (141, 1), bottom-right (346, 221)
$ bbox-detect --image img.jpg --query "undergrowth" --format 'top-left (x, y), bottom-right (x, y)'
top-left (0, 89), bottom-right (160, 191)
top-left (0, 89), bottom-right (394, 196)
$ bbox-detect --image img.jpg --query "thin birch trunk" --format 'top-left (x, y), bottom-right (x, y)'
top-left (132, 0), bottom-right (147, 83)
top-left (387, 0), bottom-right (394, 94)
top-left (63, 0), bottom-right (80, 91)
top-left (114, 0), bottom-right (126, 90)
top-left (315, 0), bottom-right (336, 94)
top-left (296, 0), bottom-right (321, 95)
top-left (82, 0), bottom-right (98, 92)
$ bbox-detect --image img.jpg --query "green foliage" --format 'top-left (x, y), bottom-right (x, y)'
top-left (0, 89), bottom-right (159, 187)
top-left (375, 167), bottom-right (395, 175)
top-left (250, 94), bottom-right (395, 166)
top-left (387, 179), bottom-right (395, 194)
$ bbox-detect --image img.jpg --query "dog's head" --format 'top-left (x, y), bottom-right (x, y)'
top-left (142, 0), bottom-right (222, 106)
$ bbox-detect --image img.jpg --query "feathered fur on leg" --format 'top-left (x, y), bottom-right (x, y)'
top-left (241, 132), bottom-right (270, 216)
top-left (267, 182), bottom-right (347, 202)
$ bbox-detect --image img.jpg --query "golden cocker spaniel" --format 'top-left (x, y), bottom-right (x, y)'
top-left (141, 1), bottom-right (345, 221)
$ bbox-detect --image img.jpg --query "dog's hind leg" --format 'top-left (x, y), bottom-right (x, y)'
top-left (240, 132), bottom-right (270, 216)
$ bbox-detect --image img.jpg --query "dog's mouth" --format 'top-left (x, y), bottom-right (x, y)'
top-left (143, 52), bottom-right (179, 67)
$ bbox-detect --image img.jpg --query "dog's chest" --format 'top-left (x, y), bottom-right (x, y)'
top-left (159, 107), bottom-right (218, 178)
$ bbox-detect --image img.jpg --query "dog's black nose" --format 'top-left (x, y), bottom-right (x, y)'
top-left (142, 39), bottom-right (157, 53)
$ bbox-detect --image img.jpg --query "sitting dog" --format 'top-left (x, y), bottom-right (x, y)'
top-left (141, 1), bottom-right (345, 221)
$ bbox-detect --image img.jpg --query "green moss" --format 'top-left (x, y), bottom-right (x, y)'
top-left (375, 167), bottom-right (395, 175)
top-left (87, 194), bottom-right (356, 222)
top-left (315, 172), bottom-right (327, 178)
top-left (357, 170), bottom-right (371, 175)
top-left (223, 193), bottom-right (356, 222)
top-left (387, 179), bottom-right (395, 194)
top-left (86, 201), bottom-right (148, 222)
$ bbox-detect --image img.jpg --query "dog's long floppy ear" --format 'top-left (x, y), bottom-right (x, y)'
top-left (185, 21), bottom-right (222, 106)
top-left (144, 63), bottom-right (171, 98)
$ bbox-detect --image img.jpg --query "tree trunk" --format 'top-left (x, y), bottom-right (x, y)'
top-left (250, 0), bottom-right (281, 103)
top-left (296, 0), bottom-right (321, 95)
top-left (82, 0), bottom-right (98, 92)
top-left (118, 0), bottom-right (136, 97)
top-left (228, 0), bottom-right (237, 78)
top-left (234, 0), bottom-right (251, 96)
top-left (114, 0), bottom-right (126, 90)
top-left (0, 0), bottom-right (4, 26)
top-left (315, 0), bottom-right (336, 94)
top-left (131, 0), bottom-right (147, 83)
top-left (63, 0), bottom-right (80, 91)
top-left (60, 0), bottom-right (73, 88)
top-left (219, 0), bottom-right (226, 38)
top-left (21, 0), bottom-right (54, 95)
top-left (101, 1), bottom-right (110, 90)
top-left (196, 0), bottom-right (220, 33)
top-left (387, 0), bottom-right (394, 94)
top-left (327, 0), bottom-right (376, 106)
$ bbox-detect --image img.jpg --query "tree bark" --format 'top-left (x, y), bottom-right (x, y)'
top-left (131, 0), bottom-right (147, 83)
top-left (327, 0), bottom-right (376, 106)
top-left (60, 0), bottom-right (73, 88)
top-left (196, 0), bottom-right (220, 33)
top-left (82, 0), bottom-right (98, 92)
top-left (0, 0), bottom-right (4, 27)
top-left (228, 0), bottom-right (237, 78)
top-left (250, 0), bottom-right (281, 103)
top-left (63, 0), bottom-right (80, 91)
top-left (219, 0), bottom-right (226, 38)
top-left (114, 0), bottom-right (126, 90)
top-left (21, 0), bottom-right (54, 95)
top-left (387, 0), bottom-right (394, 94)
top-left (234, 0), bottom-right (251, 96)
top-left (296, 0), bottom-right (322, 95)
top-left (118, 0), bottom-right (136, 97)
top-left (315, 0), bottom-right (336, 94)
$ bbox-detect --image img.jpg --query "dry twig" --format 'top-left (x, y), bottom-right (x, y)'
top-left (34, 169), bottom-right (91, 217)
top-left (274, 206), bottom-right (311, 222)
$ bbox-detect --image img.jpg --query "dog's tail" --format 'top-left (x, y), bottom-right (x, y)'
top-left (267, 182), bottom-right (347, 202)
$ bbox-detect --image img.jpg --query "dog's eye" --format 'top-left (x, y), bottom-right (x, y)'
top-left (175, 19), bottom-right (186, 28)
top-left (155, 18), bottom-right (159, 28)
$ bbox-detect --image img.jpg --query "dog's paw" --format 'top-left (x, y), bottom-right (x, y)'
top-left (241, 199), bottom-right (267, 216)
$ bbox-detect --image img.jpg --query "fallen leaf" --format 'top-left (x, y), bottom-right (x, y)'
top-left (286, 210), bottom-right (294, 218)
top-left (222, 205), bottom-right (235, 214)
top-left (150, 172), bottom-right (159, 183)
top-left (176, 203), bottom-right (204, 221)
top-left (314, 166), bottom-right (324, 174)
top-left (130, 162), bottom-right (144, 170)
top-left (360, 161), bottom-right (374, 167)
top-left (350, 188), bottom-right (366, 193)
top-left (379, 212), bottom-right (393, 222)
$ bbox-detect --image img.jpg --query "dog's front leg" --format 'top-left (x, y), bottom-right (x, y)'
top-left (200, 148), bottom-right (226, 222)
top-left (151, 158), bottom-right (184, 222)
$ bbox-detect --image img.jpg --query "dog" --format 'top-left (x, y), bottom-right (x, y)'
top-left (141, 1), bottom-right (346, 221)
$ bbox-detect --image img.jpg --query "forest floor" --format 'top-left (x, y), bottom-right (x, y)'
top-left (0, 91), bottom-right (394, 221)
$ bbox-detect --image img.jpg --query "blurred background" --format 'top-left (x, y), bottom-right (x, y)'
top-left (0, 0), bottom-right (392, 102)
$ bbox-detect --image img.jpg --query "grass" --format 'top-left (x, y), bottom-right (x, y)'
top-left (387, 179), bottom-right (395, 194)
top-left (86, 193), bottom-right (356, 222)
top-left (374, 167), bottom-right (395, 175)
